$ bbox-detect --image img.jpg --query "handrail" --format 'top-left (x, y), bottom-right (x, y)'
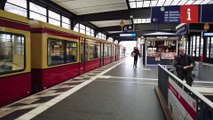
top-left (158, 64), bottom-right (213, 109)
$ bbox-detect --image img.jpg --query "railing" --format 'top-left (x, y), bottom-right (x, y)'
top-left (158, 64), bottom-right (213, 120)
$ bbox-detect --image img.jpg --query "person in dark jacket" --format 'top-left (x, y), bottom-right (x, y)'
top-left (174, 47), bottom-right (195, 86)
top-left (131, 47), bottom-right (140, 67)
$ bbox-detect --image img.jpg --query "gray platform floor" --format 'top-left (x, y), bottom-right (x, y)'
top-left (29, 57), bottom-right (165, 120)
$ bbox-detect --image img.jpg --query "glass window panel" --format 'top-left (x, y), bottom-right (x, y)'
top-left (196, 36), bottom-right (200, 57)
top-left (80, 28), bottom-right (85, 34)
top-left (200, 37), bottom-right (204, 55)
top-left (193, 0), bottom-right (203, 5)
top-left (130, 2), bottom-right (136, 8)
top-left (30, 11), bottom-right (47, 22)
top-left (86, 31), bottom-right (90, 36)
top-left (80, 24), bottom-right (85, 29)
top-left (86, 27), bottom-right (90, 32)
top-left (48, 39), bottom-right (65, 65)
top-left (136, 2), bottom-right (143, 8)
top-left (30, 2), bottom-right (46, 16)
top-left (190, 37), bottom-right (193, 56)
top-left (91, 29), bottom-right (94, 37)
top-left (80, 43), bottom-right (84, 62)
top-left (143, 1), bottom-right (150, 7)
top-left (104, 45), bottom-right (108, 57)
top-left (186, 40), bottom-right (188, 54)
top-left (66, 42), bottom-right (77, 63)
top-left (62, 23), bottom-right (70, 29)
top-left (207, 37), bottom-right (210, 58)
top-left (5, 3), bottom-right (27, 17)
top-left (85, 44), bottom-right (89, 61)
top-left (7, 0), bottom-right (27, 8)
top-left (201, 0), bottom-right (212, 4)
top-left (192, 36), bottom-right (196, 56)
top-left (0, 33), bottom-right (25, 74)
top-left (151, 1), bottom-right (158, 6)
top-left (48, 10), bottom-right (60, 20)
top-left (62, 16), bottom-right (70, 24)
top-left (74, 27), bottom-right (79, 32)
top-left (185, 0), bottom-right (194, 5)
top-left (49, 18), bottom-right (60, 26)
top-left (89, 44), bottom-right (95, 59)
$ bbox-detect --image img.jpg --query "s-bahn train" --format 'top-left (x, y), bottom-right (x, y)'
top-left (0, 10), bottom-right (124, 106)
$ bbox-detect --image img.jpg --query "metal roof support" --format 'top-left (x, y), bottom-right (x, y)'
top-left (0, 0), bottom-right (7, 10)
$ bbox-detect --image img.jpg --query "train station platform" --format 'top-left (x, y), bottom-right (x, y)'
top-left (0, 57), bottom-right (165, 120)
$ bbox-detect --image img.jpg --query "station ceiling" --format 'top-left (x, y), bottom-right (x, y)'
top-left (50, 0), bottom-right (213, 40)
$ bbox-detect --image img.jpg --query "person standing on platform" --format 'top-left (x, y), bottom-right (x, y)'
top-left (131, 47), bottom-right (140, 68)
top-left (174, 47), bottom-right (195, 86)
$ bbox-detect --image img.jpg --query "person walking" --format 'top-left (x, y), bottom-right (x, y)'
top-left (131, 47), bottom-right (140, 68)
top-left (174, 47), bottom-right (195, 86)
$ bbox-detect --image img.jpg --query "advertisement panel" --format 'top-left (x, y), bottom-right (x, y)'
top-left (168, 78), bottom-right (197, 120)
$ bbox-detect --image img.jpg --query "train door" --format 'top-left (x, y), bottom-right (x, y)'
top-left (101, 43), bottom-right (104, 66)
top-left (79, 38), bottom-right (85, 74)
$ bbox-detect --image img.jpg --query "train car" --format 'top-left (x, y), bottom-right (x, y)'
top-left (0, 10), bottom-right (31, 106)
top-left (30, 20), bottom-right (80, 92)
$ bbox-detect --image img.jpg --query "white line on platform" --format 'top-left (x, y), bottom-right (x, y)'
top-left (97, 79), bottom-right (157, 85)
top-left (109, 76), bottom-right (158, 81)
top-left (16, 61), bottom-right (123, 120)
top-left (194, 81), bottom-right (213, 84)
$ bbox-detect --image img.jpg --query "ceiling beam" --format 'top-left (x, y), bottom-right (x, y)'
top-left (101, 23), bottom-right (178, 32)
top-left (74, 8), bottom-right (151, 22)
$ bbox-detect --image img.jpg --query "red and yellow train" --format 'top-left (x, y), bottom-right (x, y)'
top-left (0, 10), bottom-right (124, 106)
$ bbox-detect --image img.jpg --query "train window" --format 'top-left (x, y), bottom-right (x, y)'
top-left (96, 45), bottom-right (101, 58)
top-left (5, 0), bottom-right (27, 17)
top-left (48, 39), bottom-right (65, 65)
top-left (108, 45), bottom-right (111, 57)
top-left (0, 33), bottom-right (25, 74)
top-left (104, 45), bottom-right (107, 57)
top-left (66, 42), bottom-right (77, 63)
top-left (88, 44), bottom-right (100, 60)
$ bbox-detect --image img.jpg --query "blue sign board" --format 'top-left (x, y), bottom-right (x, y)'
top-left (201, 5), bottom-right (213, 23)
top-left (151, 6), bottom-right (180, 23)
top-left (176, 24), bottom-right (188, 35)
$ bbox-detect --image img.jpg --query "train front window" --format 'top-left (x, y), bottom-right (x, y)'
top-left (0, 33), bottom-right (25, 74)
top-left (48, 39), bottom-right (65, 65)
